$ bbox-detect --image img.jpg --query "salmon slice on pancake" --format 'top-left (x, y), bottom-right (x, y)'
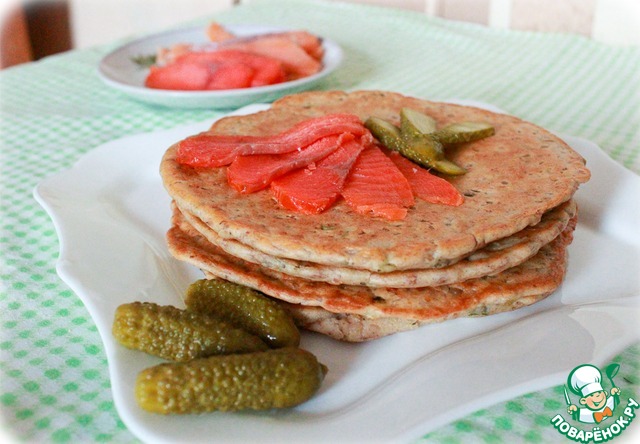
top-left (270, 136), bottom-right (370, 214)
top-left (227, 132), bottom-right (353, 193)
top-left (340, 144), bottom-right (415, 220)
top-left (387, 150), bottom-right (464, 206)
top-left (176, 113), bottom-right (367, 167)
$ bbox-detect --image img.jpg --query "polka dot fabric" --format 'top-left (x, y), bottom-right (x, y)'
top-left (1, 0), bottom-right (638, 442)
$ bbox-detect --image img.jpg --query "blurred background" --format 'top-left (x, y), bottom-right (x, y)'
top-left (1, 0), bottom-right (639, 69)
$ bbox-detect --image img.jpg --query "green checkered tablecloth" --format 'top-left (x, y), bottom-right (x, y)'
top-left (1, 0), bottom-right (639, 442)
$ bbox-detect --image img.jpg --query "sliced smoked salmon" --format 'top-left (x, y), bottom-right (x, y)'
top-left (204, 23), bottom-right (323, 63)
top-left (204, 62), bottom-right (254, 90)
top-left (145, 62), bottom-right (213, 91)
top-left (206, 22), bottom-right (236, 43)
top-left (177, 114), bottom-right (367, 168)
top-left (145, 50), bottom-right (286, 91)
top-left (225, 35), bottom-right (322, 79)
top-left (227, 133), bottom-right (355, 193)
top-left (270, 135), bottom-right (370, 214)
top-left (387, 151), bottom-right (464, 206)
top-left (149, 24), bottom-right (324, 90)
top-left (341, 145), bottom-right (415, 220)
top-left (173, 50), bottom-right (286, 87)
top-left (282, 31), bottom-right (324, 61)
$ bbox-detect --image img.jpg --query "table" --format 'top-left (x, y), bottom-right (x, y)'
top-left (1, 0), bottom-right (639, 442)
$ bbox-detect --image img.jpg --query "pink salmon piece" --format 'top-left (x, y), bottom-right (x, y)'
top-left (176, 114), bottom-right (366, 168)
top-left (225, 35), bottom-right (321, 79)
top-left (341, 145), bottom-right (415, 220)
top-left (387, 151), bottom-right (464, 206)
top-left (227, 133), bottom-right (357, 193)
top-left (270, 134), bottom-right (371, 214)
top-left (145, 62), bottom-right (212, 90)
top-left (175, 50), bottom-right (286, 87)
top-left (146, 49), bottom-right (286, 91)
top-left (205, 62), bottom-right (254, 90)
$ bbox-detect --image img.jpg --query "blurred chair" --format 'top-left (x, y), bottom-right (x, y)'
top-left (1, 5), bottom-right (32, 68)
top-left (1, 0), bottom-right (72, 69)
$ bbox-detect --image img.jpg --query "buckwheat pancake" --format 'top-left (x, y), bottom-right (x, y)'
top-left (258, 301), bottom-right (425, 342)
top-left (167, 206), bottom-right (576, 322)
top-left (175, 199), bottom-right (576, 288)
top-left (161, 90), bottom-right (589, 272)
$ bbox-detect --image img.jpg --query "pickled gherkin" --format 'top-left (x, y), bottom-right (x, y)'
top-left (365, 116), bottom-right (462, 174)
top-left (400, 108), bottom-right (437, 138)
top-left (434, 121), bottom-right (495, 144)
top-left (135, 348), bottom-right (327, 414)
top-left (401, 132), bottom-right (446, 168)
top-left (364, 116), bottom-right (404, 152)
top-left (185, 278), bottom-right (300, 348)
top-left (112, 302), bottom-right (268, 361)
top-left (365, 109), bottom-right (495, 176)
top-left (432, 159), bottom-right (467, 176)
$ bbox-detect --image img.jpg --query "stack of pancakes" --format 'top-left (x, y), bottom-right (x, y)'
top-left (160, 91), bottom-right (590, 342)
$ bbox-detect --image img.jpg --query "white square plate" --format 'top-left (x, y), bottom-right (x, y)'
top-left (34, 102), bottom-right (640, 443)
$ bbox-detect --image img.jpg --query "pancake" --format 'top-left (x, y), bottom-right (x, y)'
top-left (268, 302), bottom-right (425, 342)
top-left (167, 207), bottom-right (576, 323)
top-left (161, 90), bottom-right (589, 341)
top-left (176, 199), bottom-right (576, 287)
top-left (161, 90), bottom-right (590, 272)
top-left (198, 278), bottom-right (424, 342)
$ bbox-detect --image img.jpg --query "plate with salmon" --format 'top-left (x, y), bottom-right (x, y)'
top-left (34, 91), bottom-right (640, 442)
top-left (98, 23), bottom-right (343, 108)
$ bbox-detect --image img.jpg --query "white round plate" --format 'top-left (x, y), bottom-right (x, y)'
top-left (98, 24), bottom-right (343, 109)
top-left (34, 102), bottom-right (640, 443)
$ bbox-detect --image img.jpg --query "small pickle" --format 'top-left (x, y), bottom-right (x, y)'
top-left (112, 302), bottom-right (268, 362)
top-left (432, 159), bottom-right (467, 176)
top-left (400, 109), bottom-right (467, 173)
top-left (401, 132), bottom-right (446, 166)
top-left (434, 121), bottom-right (495, 144)
top-left (365, 116), bottom-right (440, 165)
top-left (364, 116), bottom-right (404, 152)
top-left (185, 279), bottom-right (300, 348)
top-left (135, 348), bottom-right (327, 414)
top-left (366, 116), bottom-right (464, 175)
top-left (400, 108), bottom-right (437, 138)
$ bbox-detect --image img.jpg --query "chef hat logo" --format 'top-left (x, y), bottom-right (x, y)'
top-left (568, 364), bottom-right (604, 397)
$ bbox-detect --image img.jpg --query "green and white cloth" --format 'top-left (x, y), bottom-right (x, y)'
top-left (1, 0), bottom-right (638, 442)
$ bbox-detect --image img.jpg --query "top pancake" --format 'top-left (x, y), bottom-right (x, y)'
top-left (161, 90), bottom-right (590, 272)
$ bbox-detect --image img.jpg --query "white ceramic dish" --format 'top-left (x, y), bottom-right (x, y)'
top-left (98, 25), bottom-right (343, 109)
top-left (34, 102), bottom-right (640, 443)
